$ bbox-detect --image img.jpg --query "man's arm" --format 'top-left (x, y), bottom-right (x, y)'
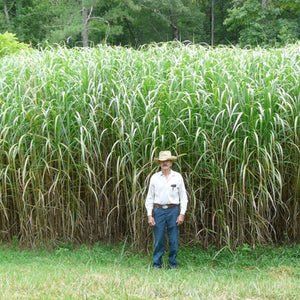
top-left (179, 176), bottom-right (188, 213)
top-left (176, 214), bottom-right (185, 226)
top-left (148, 216), bottom-right (155, 226)
top-left (145, 177), bottom-right (155, 226)
top-left (177, 175), bottom-right (188, 226)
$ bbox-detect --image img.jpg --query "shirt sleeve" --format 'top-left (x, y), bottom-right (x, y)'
top-left (179, 175), bottom-right (188, 215)
top-left (145, 176), bottom-right (155, 216)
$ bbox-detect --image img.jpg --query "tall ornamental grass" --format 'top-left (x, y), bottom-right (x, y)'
top-left (0, 42), bottom-right (299, 248)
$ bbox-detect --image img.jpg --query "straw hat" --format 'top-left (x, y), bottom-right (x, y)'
top-left (154, 151), bottom-right (177, 162)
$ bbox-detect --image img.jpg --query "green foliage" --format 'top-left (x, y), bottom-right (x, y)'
top-left (0, 0), bottom-right (299, 47)
top-left (0, 43), bottom-right (299, 249)
top-left (225, 0), bottom-right (300, 46)
top-left (0, 32), bottom-right (30, 57)
top-left (132, 0), bottom-right (206, 45)
top-left (277, 18), bottom-right (299, 45)
top-left (88, 0), bottom-right (142, 45)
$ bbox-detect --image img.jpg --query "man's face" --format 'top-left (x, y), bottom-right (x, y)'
top-left (159, 160), bottom-right (172, 171)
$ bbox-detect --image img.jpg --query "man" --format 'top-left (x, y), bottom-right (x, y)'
top-left (145, 150), bottom-right (188, 269)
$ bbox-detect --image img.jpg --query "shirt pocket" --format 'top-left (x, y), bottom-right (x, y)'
top-left (169, 183), bottom-right (179, 200)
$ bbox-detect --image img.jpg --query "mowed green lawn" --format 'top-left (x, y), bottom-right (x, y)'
top-left (0, 244), bottom-right (299, 299)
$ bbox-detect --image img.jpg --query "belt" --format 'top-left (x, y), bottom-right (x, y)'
top-left (154, 204), bottom-right (179, 209)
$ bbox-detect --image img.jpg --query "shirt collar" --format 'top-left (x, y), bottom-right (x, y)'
top-left (159, 170), bottom-right (174, 177)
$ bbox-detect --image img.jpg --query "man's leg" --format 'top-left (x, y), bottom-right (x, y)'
top-left (166, 205), bottom-right (179, 268)
top-left (153, 207), bottom-right (166, 268)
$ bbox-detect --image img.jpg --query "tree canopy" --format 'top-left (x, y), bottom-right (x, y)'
top-left (0, 0), bottom-right (299, 47)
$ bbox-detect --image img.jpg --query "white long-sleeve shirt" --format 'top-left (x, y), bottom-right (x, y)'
top-left (145, 170), bottom-right (188, 216)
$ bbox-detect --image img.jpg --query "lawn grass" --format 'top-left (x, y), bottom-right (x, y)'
top-left (0, 243), bottom-right (299, 299)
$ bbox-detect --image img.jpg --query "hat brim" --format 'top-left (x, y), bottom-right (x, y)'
top-left (154, 156), bottom-right (177, 163)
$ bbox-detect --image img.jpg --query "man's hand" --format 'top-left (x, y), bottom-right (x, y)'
top-left (148, 216), bottom-right (155, 226)
top-left (176, 214), bottom-right (185, 226)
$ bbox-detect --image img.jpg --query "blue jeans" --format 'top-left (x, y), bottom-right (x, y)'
top-left (153, 205), bottom-right (179, 268)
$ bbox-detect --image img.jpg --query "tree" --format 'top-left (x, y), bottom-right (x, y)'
top-left (82, 0), bottom-right (90, 47)
top-left (211, 0), bottom-right (215, 45)
top-left (45, 0), bottom-right (142, 46)
top-left (2, 0), bottom-right (11, 30)
top-left (192, 0), bottom-right (234, 45)
top-left (224, 0), bottom-right (300, 46)
top-left (0, 0), bottom-right (31, 42)
top-left (0, 0), bottom-right (298, 47)
top-left (132, 0), bottom-right (206, 45)
top-left (90, 0), bottom-right (141, 45)
top-left (44, 0), bottom-right (89, 46)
